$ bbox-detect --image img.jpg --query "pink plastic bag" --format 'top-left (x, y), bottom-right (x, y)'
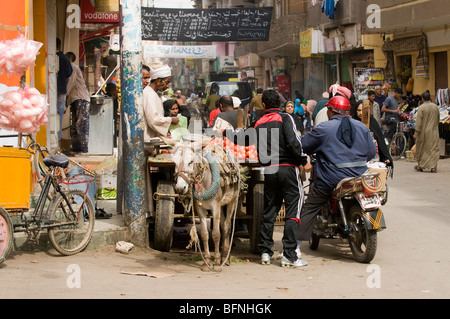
top-left (0, 87), bottom-right (48, 133)
top-left (0, 35), bottom-right (43, 76)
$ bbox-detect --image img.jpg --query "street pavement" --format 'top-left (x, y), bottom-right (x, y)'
top-left (1, 157), bottom-right (449, 300)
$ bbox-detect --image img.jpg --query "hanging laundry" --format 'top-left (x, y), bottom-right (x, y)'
top-left (322, 0), bottom-right (339, 19)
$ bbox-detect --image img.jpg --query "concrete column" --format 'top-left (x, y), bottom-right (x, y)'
top-left (119, 0), bottom-right (147, 247)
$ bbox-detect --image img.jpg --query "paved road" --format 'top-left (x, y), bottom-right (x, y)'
top-left (1, 158), bottom-right (449, 301)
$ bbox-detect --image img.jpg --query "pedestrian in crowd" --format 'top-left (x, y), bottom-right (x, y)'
top-left (143, 64), bottom-right (178, 140)
top-left (175, 89), bottom-right (187, 105)
top-left (211, 95), bottom-right (239, 130)
top-left (142, 64), bottom-right (178, 214)
top-left (277, 88), bottom-right (287, 107)
top-left (374, 85), bottom-right (386, 112)
top-left (209, 99), bottom-right (221, 127)
top-left (414, 91), bottom-right (440, 173)
top-left (367, 90), bottom-right (382, 127)
top-left (297, 96), bottom-right (377, 259)
top-left (100, 42), bottom-right (119, 147)
top-left (205, 83), bottom-right (221, 113)
top-left (56, 38), bottom-right (72, 143)
top-left (162, 99), bottom-right (189, 141)
top-left (250, 87), bottom-right (265, 124)
top-left (315, 84), bottom-right (353, 126)
top-left (142, 64), bottom-right (150, 89)
top-left (312, 92), bottom-right (329, 122)
top-left (304, 100), bottom-right (316, 131)
top-left (294, 91), bottom-right (305, 117)
top-left (65, 52), bottom-right (90, 156)
top-left (351, 101), bottom-right (393, 167)
top-left (255, 89), bottom-right (310, 268)
top-left (284, 100), bottom-right (304, 134)
top-left (381, 88), bottom-right (403, 143)
top-left (173, 93), bottom-right (191, 127)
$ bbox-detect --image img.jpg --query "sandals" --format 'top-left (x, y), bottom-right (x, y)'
top-left (95, 208), bottom-right (112, 219)
top-left (415, 165), bottom-right (438, 173)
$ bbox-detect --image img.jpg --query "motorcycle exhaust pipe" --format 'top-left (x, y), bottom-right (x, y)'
top-left (338, 200), bottom-right (349, 232)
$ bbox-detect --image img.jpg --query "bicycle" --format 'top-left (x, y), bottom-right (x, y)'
top-left (1, 136), bottom-right (95, 262)
top-left (386, 120), bottom-right (407, 161)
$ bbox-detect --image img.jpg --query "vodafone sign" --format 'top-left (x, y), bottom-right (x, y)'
top-left (81, 0), bottom-right (119, 23)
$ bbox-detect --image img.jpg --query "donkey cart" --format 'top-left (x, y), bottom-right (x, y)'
top-left (146, 150), bottom-right (265, 254)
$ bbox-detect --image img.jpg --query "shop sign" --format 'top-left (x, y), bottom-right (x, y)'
top-left (143, 44), bottom-right (217, 59)
top-left (300, 29), bottom-right (312, 58)
top-left (81, 0), bottom-right (119, 23)
top-left (185, 58), bottom-right (195, 69)
top-left (324, 37), bottom-right (337, 53)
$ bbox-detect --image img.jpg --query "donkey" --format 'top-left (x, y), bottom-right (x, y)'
top-left (172, 140), bottom-right (240, 272)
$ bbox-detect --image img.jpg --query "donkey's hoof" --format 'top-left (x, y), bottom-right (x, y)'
top-left (221, 258), bottom-right (230, 266)
top-left (201, 263), bottom-right (212, 272)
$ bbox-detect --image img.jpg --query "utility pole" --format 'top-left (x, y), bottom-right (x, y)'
top-left (119, 0), bottom-right (147, 247)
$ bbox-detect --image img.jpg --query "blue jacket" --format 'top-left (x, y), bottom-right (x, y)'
top-left (301, 114), bottom-right (377, 190)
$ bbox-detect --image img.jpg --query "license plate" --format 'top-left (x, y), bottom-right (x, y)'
top-left (359, 193), bottom-right (381, 210)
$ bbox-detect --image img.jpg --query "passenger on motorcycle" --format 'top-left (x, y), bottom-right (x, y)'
top-left (297, 95), bottom-right (377, 251)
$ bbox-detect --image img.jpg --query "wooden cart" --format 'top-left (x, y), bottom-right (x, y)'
top-left (146, 152), bottom-right (265, 254)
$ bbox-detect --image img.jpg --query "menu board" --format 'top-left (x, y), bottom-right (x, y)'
top-left (141, 7), bottom-right (273, 42)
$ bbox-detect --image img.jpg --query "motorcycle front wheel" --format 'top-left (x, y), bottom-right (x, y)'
top-left (347, 205), bottom-right (377, 263)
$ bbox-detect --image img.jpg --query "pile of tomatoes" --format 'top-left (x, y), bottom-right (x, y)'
top-left (208, 137), bottom-right (258, 161)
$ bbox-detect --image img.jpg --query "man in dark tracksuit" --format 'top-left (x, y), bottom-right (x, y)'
top-left (255, 89), bottom-right (309, 267)
top-left (298, 96), bottom-right (377, 245)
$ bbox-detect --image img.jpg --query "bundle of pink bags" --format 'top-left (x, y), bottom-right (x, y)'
top-left (0, 35), bottom-right (43, 76)
top-left (0, 87), bottom-right (49, 134)
top-left (0, 35), bottom-right (47, 133)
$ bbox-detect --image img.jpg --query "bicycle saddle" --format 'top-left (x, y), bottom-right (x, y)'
top-left (43, 155), bottom-right (69, 168)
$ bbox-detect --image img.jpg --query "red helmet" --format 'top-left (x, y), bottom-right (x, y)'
top-left (325, 96), bottom-right (351, 115)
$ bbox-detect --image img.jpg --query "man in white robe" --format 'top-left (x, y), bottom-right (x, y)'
top-left (143, 65), bottom-right (178, 139)
top-left (142, 64), bottom-right (179, 214)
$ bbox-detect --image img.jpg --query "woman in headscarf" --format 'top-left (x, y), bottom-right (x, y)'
top-left (284, 100), bottom-right (305, 135)
top-left (351, 101), bottom-right (393, 167)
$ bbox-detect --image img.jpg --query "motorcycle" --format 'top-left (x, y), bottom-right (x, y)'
top-left (307, 156), bottom-right (388, 263)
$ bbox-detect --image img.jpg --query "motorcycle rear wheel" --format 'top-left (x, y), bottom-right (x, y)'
top-left (348, 205), bottom-right (377, 263)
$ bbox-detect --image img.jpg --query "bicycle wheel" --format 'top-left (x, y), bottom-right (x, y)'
top-left (47, 189), bottom-right (95, 256)
top-left (389, 133), bottom-right (406, 160)
top-left (0, 206), bottom-right (13, 264)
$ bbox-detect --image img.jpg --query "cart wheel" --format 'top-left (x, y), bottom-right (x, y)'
top-left (248, 182), bottom-right (264, 254)
top-left (153, 180), bottom-right (175, 252)
top-left (0, 206), bottom-right (13, 264)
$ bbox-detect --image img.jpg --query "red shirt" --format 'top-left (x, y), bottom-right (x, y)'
top-left (209, 108), bottom-right (221, 126)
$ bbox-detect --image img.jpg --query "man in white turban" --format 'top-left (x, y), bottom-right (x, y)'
top-left (143, 64), bottom-right (178, 140)
top-left (142, 64), bottom-right (178, 214)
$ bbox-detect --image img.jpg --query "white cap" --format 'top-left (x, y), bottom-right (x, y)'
top-left (232, 96), bottom-right (241, 108)
top-left (150, 65), bottom-right (171, 80)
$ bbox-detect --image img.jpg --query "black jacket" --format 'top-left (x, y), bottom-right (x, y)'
top-left (255, 108), bottom-right (308, 167)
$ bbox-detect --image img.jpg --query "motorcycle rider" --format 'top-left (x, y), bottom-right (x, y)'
top-left (297, 95), bottom-right (377, 258)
